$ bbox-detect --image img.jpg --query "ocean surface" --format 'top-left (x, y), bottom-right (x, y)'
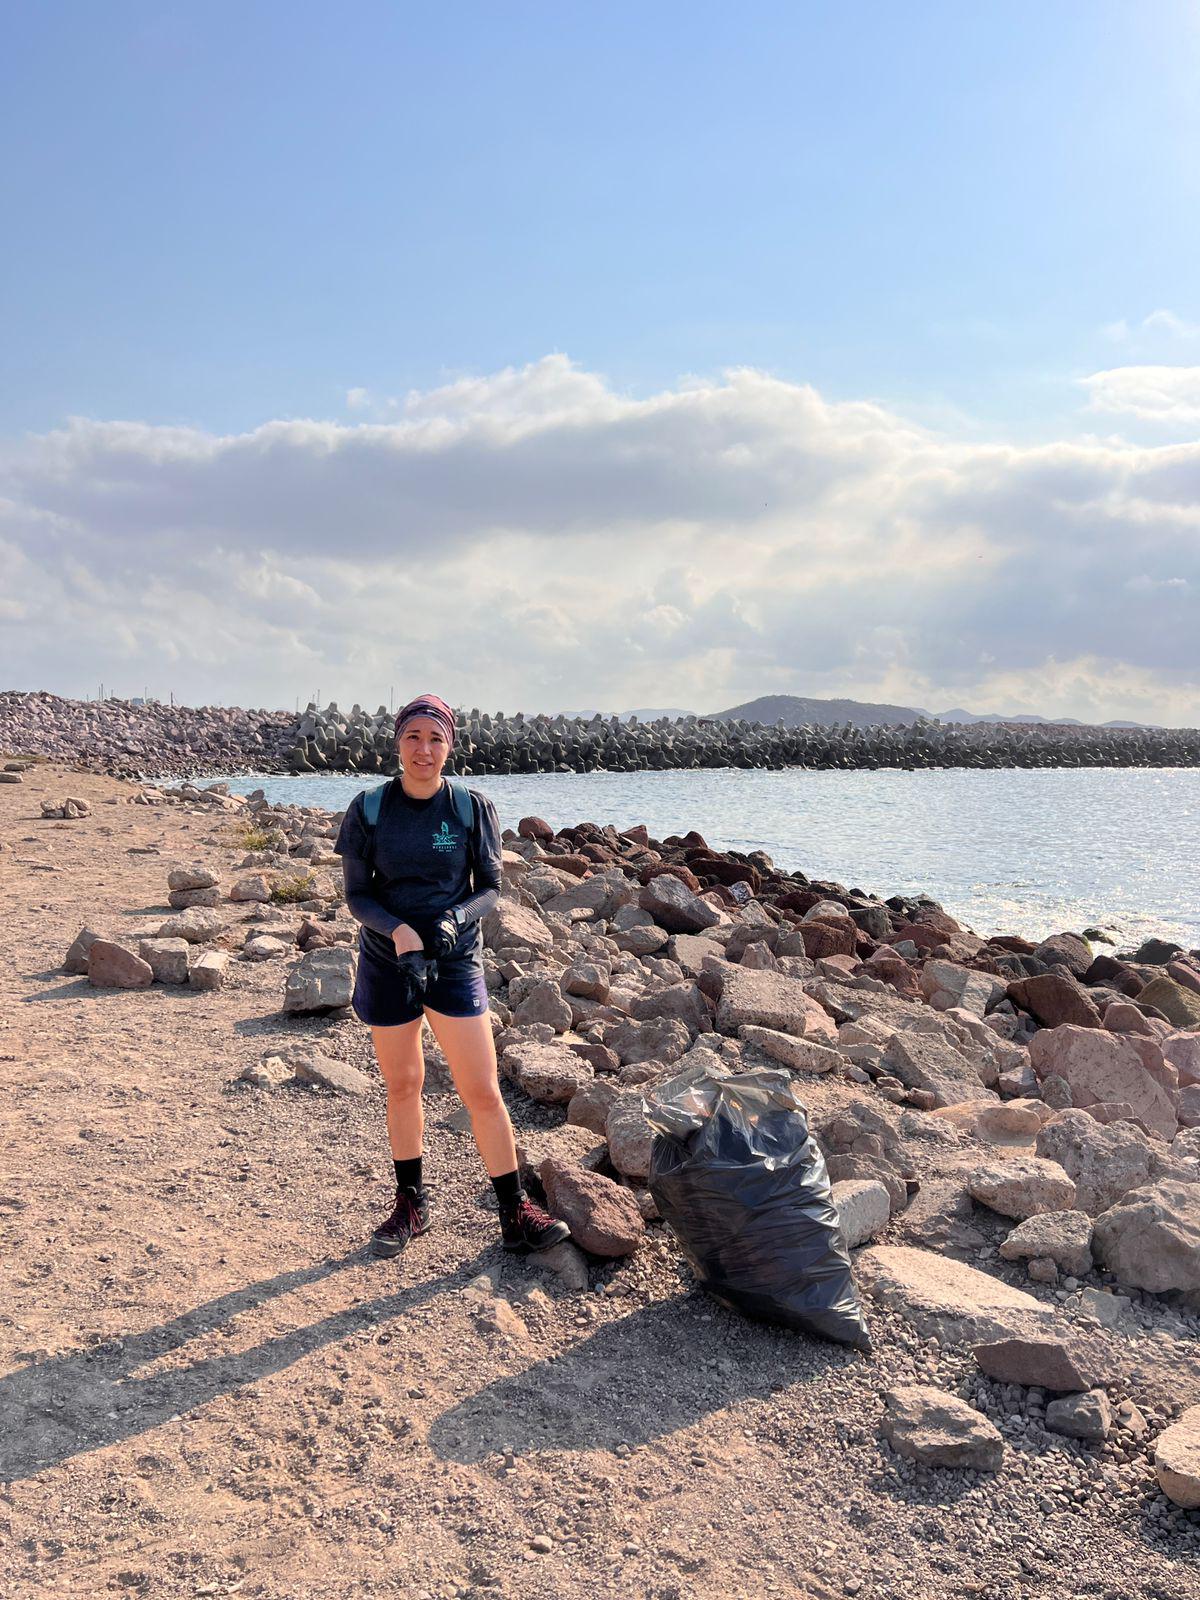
top-left (201, 767), bottom-right (1200, 950)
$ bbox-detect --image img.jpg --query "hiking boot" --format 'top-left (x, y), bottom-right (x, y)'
top-left (500, 1195), bottom-right (571, 1252)
top-left (370, 1186), bottom-right (432, 1258)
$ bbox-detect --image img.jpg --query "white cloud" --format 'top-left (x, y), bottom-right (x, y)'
top-left (1102, 309), bottom-right (1200, 344)
top-left (1081, 365), bottom-right (1200, 426)
top-left (1, 355), bottom-right (1198, 724)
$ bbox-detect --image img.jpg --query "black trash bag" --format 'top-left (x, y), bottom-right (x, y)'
top-left (646, 1066), bottom-right (871, 1351)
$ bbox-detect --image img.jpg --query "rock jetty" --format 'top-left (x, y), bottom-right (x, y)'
top-left (5, 691), bottom-right (1199, 780)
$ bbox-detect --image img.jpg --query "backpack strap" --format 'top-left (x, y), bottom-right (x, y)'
top-left (361, 784), bottom-right (386, 828)
top-left (445, 778), bottom-right (475, 832)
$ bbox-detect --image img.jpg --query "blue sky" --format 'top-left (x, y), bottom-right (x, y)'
top-left (2, 3), bottom-right (1199, 721)
top-left (4, 1), bottom-right (1198, 437)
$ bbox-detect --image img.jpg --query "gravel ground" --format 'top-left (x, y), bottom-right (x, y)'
top-left (1, 764), bottom-right (1198, 1600)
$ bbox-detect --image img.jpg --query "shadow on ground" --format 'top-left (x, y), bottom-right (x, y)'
top-left (429, 1293), bottom-right (864, 1462)
top-left (1, 1245), bottom-right (493, 1483)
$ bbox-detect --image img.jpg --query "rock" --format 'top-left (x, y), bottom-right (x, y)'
top-left (1007, 973), bottom-right (1102, 1029)
top-left (137, 937), bottom-right (190, 984)
top-left (515, 1123), bottom-right (607, 1177)
top-left (527, 1240), bottom-right (590, 1293)
top-left (158, 907), bottom-right (226, 944)
top-left (739, 1024), bottom-right (843, 1074)
top-left (606, 1096), bottom-right (656, 1182)
top-left (63, 926), bottom-right (102, 975)
top-left (1104, 1000), bottom-right (1160, 1037)
top-left (975, 1101), bottom-right (1044, 1139)
top-left (716, 968), bottom-right (836, 1040)
top-left (1033, 932), bottom-right (1093, 979)
top-left (826, 1153), bottom-right (909, 1215)
top-left (1091, 1178), bottom-right (1200, 1293)
top-left (605, 1016), bottom-right (692, 1068)
top-left (237, 1057), bottom-right (291, 1089)
top-left (87, 940), bottom-right (154, 989)
top-left (1035, 1111), bottom-right (1156, 1215)
top-left (244, 933), bottom-right (290, 961)
top-left (966, 1156), bottom-right (1076, 1220)
top-left (920, 960), bottom-right (1005, 1017)
top-left (1026, 1256), bottom-right (1058, 1284)
top-left (998, 1210), bottom-right (1094, 1276)
top-left (854, 1245), bottom-right (1058, 1342)
top-left (1179, 1085), bottom-right (1200, 1128)
top-left (0, 770), bottom-right (22, 782)
top-left (890, 1177), bottom-right (985, 1253)
top-left (282, 947), bottom-right (355, 1013)
top-left (230, 872), bottom-right (274, 903)
top-left (540, 1159), bottom-right (645, 1257)
top-left (167, 864), bottom-right (220, 892)
top-left (483, 898), bottom-right (553, 953)
top-left (832, 1179), bottom-right (891, 1248)
top-left (972, 1335), bottom-right (1104, 1391)
top-left (1155, 1405), bottom-right (1200, 1508)
top-left (1046, 1390), bottom-right (1112, 1441)
top-left (562, 961), bottom-right (611, 1002)
top-left (880, 1386), bottom-right (1004, 1472)
top-left (474, 1297), bottom-right (529, 1340)
top-left (1029, 1025), bottom-right (1177, 1141)
top-left (542, 870), bottom-right (637, 922)
top-left (501, 1041), bottom-right (594, 1105)
top-left (1165, 1032), bottom-right (1200, 1087)
top-left (518, 815), bottom-right (554, 842)
top-left (566, 1078), bottom-right (627, 1136)
top-left (1137, 976), bottom-right (1200, 1031)
top-left (290, 1053), bottom-right (373, 1095)
top-left (513, 980), bottom-right (573, 1034)
top-left (188, 950), bottom-right (230, 990)
top-left (881, 1032), bottom-right (993, 1109)
top-left (1133, 937), bottom-right (1184, 966)
top-left (168, 886), bottom-right (222, 909)
top-left (638, 874), bottom-right (721, 934)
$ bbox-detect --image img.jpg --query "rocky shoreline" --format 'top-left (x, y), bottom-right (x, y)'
top-left (5, 690), bottom-right (1200, 780)
top-left (4, 759), bottom-right (1200, 1595)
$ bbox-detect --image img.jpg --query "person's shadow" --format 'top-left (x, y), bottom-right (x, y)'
top-left (1, 1245), bottom-right (493, 1483)
top-left (429, 1293), bottom-right (863, 1463)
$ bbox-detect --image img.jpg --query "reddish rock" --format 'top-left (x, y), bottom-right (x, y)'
top-left (893, 922), bottom-right (950, 954)
top-left (1007, 972), bottom-right (1103, 1029)
top-left (800, 919), bottom-right (857, 960)
top-left (518, 815), bottom-right (555, 842)
top-left (620, 824), bottom-right (650, 847)
top-left (541, 1159), bottom-right (645, 1257)
top-left (87, 940), bottom-right (154, 989)
top-left (1033, 933), bottom-right (1093, 978)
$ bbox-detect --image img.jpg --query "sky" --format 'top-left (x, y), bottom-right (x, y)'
top-left (2, 1), bottom-right (1199, 723)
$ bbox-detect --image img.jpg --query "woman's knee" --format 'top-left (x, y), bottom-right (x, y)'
top-left (381, 1061), bottom-right (424, 1099)
top-left (459, 1076), bottom-right (506, 1119)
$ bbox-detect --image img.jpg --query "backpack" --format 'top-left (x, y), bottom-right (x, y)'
top-left (359, 777), bottom-right (475, 836)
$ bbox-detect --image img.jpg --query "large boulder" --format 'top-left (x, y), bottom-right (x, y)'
top-left (920, 961), bottom-right (1005, 1017)
top-left (1164, 1033), bottom-right (1200, 1087)
top-left (740, 1025), bottom-right (842, 1074)
top-left (566, 1078), bottom-right (627, 1136)
top-left (87, 940), bottom-right (154, 990)
top-left (540, 1159), bottom-right (644, 1257)
top-left (1138, 976), bottom-right (1200, 1031)
top-left (1007, 973), bottom-right (1102, 1029)
top-left (630, 982), bottom-right (711, 1038)
top-left (1091, 1179), bottom-right (1200, 1294)
top-left (512, 980), bottom-right (573, 1034)
top-left (605, 1016), bottom-right (692, 1068)
top-left (716, 968), bottom-right (836, 1040)
top-left (880, 1387), bottom-right (1004, 1472)
top-left (966, 1157), bottom-right (1076, 1220)
top-left (998, 1210), bottom-right (1094, 1276)
top-left (1033, 933), bottom-right (1093, 979)
top-left (881, 1032), bottom-right (994, 1109)
top-left (542, 869), bottom-right (637, 922)
top-left (482, 898), bottom-right (553, 953)
top-left (137, 937), bottom-right (190, 984)
top-left (638, 874), bottom-right (721, 934)
top-left (1035, 1111), bottom-right (1157, 1216)
top-left (832, 1179), bottom-right (891, 1248)
top-left (63, 926), bottom-right (102, 975)
top-left (972, 1334), bottom-right (1104, 1391)
top-left (158, 906), bottom-right (226, 944)
top-left (854, 1246), bottom-right (1058, 1343)
top-left (1156, 1405), bottom-right (1200, 1508)
top-left (606, 1096), bottom-right (656, 1182)
top-left (501, 1041), bottom-right (593, 1106)
top-left (291, 1053), bottom-right (373, 1095)
top-left (168, 863), bottom-right (220, 892)
top-left (1029, 1025), bottom-right (1178, 1141)
top-left (282, 947), bottom-right (355, 1013)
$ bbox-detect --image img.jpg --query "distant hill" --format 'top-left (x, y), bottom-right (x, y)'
top-left (709, 695), bottom-right (926, 728)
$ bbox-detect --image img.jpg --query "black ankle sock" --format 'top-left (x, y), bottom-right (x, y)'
top-left (491, 1169), bottom-right (524, 1213)
top-left (394, 1157), bottom-right (423, 1193)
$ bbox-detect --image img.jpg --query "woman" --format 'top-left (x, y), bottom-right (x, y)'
top-left (334, 692), bottom-right (570, 1258)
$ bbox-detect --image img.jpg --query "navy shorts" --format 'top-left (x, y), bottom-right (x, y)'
top-left (352, 925), bottom-right (490, 1027)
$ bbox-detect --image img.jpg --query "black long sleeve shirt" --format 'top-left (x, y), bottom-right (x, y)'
top-left (333, 778), bottom-right (502, 947)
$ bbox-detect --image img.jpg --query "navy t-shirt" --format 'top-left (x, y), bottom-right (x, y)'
top-left (334, 778), bottom-right (502, 953)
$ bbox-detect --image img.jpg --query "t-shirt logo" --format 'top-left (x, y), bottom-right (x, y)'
top-left (432, 820), bottom-right (460, 853)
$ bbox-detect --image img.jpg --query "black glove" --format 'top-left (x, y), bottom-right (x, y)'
top-left (394, 951), bottom-right (434, 1011)
top-left (425, 911), bottom-right (461, 961)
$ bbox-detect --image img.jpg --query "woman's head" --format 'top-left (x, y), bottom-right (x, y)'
top-left (393, 693), bottom-right (455, 780)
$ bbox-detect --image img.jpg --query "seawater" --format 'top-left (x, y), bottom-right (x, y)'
top-left (198, 766), bottom-right (1200, 950)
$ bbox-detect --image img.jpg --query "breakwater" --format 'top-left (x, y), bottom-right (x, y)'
top-left (3, 691), bottom-right (1199, 780)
